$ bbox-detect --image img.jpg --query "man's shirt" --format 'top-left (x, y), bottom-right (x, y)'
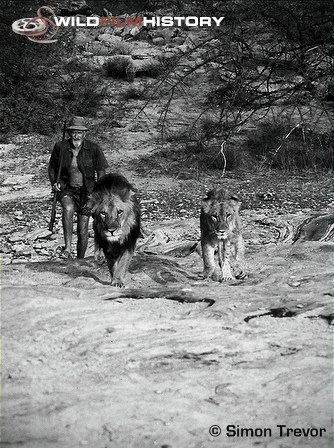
top-left (49, 138), bottom-right (108, 193)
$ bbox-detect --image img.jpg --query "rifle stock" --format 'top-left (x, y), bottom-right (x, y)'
top-left (49, 194), bottom-right (58, 232)
top-left (48, 121), bottom-right (66, 233)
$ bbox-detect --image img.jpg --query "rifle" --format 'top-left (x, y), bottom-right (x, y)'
top-left (48, 120), bottom-right (66, 233)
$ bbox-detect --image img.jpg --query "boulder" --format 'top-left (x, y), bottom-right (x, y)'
top-left (8, 231), bottom-right (26, 243)
top-left (26, 229), bottom-right (52, 241)
top-left (83, 55), bottom-right (109, 70)
top-left (48, 0), bottom-right (91, 16)
top-left (74, 30), bottom-right (91, 46)
top-left (152, 37), bottom-right (165, 46)
top-left (98, 34), bottom-right (116, 44)
top-left (3, 174), bottom-right (34, 186)
top-left (293, 214), bottom-right (334, 242)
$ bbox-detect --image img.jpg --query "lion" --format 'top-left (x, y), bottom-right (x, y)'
top-left (200, 188), bottom-right (246, 282)
top-left (87, 173), bottom-right (141, 287)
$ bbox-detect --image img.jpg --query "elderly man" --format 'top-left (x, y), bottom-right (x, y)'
top-left (48, 116), bottom-right (108, 259)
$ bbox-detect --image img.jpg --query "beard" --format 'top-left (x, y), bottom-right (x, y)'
top-left (72, 137), bottom-right (84, 148)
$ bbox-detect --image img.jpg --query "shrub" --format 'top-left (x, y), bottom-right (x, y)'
top-left (104, 56), bottom-right (135, 82)
top-left (135, 59), bottom-right (164, 78)
top-left (0, 18), bottom-right (104, 135)
top-left (1, 67), bottom-right (104, 136)
top-left (110, 41), bottom-right (133, 56)
top-left (142, 63), bottom-right (162, 78)
top-left (243, 121), bottom-right (332, 171)
top-left (164, 128), bottom-right (248, 171)
top-left (181, 142), bottom-right (251, 171)
top-left (59, 73), bottom-right (104, 117)
top-left (165, 129), bottom-right (191, 143)
top-left (122, 85), bottom-right (146, 100)
top-left (91, 42), bottom-right (110, 56)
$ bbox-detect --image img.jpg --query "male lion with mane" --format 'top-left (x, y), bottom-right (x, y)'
top-left (200, 187), bottom-right (246, 282)
top-left (87, 173), bottom-right (141, 287)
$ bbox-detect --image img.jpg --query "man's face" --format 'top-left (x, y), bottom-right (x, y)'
top-left (69, 130), bottom-right (85, 148)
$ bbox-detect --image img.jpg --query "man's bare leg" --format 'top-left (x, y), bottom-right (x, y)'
top-left (60, 196), bottom-right (75, 253)
top-left (77, 214), bottom-right (89, 259)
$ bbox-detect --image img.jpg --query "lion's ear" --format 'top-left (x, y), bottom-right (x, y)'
top-left (205, 189), bottom-right (215, 200)
top-left (128, 189), bottom-right (136, 198)
top-left (201, 189), bottom-right (214, 204)
top-left (86, 193), bottom-right (100, 213)
top-left (229, 195), bottom-right (241, 209)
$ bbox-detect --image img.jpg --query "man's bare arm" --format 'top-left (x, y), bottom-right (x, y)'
top-left (49, 167), bottom-right (56, 185)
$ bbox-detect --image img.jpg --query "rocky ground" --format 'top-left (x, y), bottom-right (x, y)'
top-left (1, 133), bottom-right (333, 447)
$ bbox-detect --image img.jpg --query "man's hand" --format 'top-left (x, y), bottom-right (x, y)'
top-left (97, 170), bottom-right (106, 180)
top-left (52, 183), bottom-right (62, 192)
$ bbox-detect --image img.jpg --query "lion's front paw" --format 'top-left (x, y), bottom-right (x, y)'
top-left (111, 280), bottom-right (125, 288)
top-left (221, 261), bottom-right (234, 281)
top-left (211, 268), bottom-right (223, 282)
top-left (94, 248), bottom-right (105, 265)
top-left (203, 268), bottom-right (213, 280)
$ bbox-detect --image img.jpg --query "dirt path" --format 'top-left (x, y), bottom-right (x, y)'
top-left (2, 229), bottom-right (333, 448)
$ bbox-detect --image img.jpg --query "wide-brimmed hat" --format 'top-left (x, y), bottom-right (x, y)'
top-left (67, 116), bottom-right (88, 131)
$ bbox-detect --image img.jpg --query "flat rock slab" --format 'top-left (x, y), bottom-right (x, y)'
top-left (293, 213), bottom-right (334, 242)
top-left (1, 235), bottom-right (333, 448)
top-left (2, 174), bottom-right (35, 186)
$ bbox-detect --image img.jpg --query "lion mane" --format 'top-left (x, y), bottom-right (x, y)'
top-left (200, 187), bottom-right (246, 282)
top-left (88, 173), bottom-right (141, 287)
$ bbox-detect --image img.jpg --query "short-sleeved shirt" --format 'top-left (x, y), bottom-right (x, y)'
top-left (49, 138), bottom-right (108, 193)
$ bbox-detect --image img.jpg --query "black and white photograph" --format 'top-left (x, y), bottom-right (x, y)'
top-left (1, 0), bottom-right (333, 446)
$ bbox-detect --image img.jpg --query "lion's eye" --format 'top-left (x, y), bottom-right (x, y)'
top-left (117, 209), bottom-right (124, 216)
top-left (211, 216), bottom-right (218, 223)
top-left (100, 212), bottom-right (106, 220)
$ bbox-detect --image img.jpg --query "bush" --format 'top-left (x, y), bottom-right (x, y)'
top-left (165, 129), bottom-right (192, 143)
top-left (164, 129), bottom-right (248, 171)
top-left (181, 142), bottom-right (252, 171)
top-left (104, 56), bottom-right (135, 82)
top-left (110, 41), bottom-right (133, 56)
top-left (91, 42), bottom-right (110, 56)
top-left (122, 85), bottom-right (146, 100)
top-left (1, 59), bottom-right (104, 135)
top-left (0, 16), bottom-right (104, 135)
top-left (58, 73), bottom-right (104, 117)
top-left (243, 121), bottom-right (332, 171)
top-left (138, 60), bottom-right (163, 78)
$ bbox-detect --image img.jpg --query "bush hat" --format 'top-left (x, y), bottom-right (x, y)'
top-left (67, 116), bottom-right (88, 131)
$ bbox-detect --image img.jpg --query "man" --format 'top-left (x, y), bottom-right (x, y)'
top-left (48, 116), bottom-right (108, 259)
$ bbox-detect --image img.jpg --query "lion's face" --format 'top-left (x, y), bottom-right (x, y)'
top-left (201, 189), bottom-right (241, 241)
top-left (89, 192), bottom-right (138, 244)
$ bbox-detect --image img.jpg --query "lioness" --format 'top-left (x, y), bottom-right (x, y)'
top-left (87, 173), bottom-right (141, 287)
top-left (200, 188), bottom-right (246, 282)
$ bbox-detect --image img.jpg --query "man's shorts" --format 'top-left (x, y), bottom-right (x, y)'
top-left (58, 185), bottom-right (90, 216)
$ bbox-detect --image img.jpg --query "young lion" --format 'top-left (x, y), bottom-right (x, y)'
top-left (200, 188), bottom-right (246, 282)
